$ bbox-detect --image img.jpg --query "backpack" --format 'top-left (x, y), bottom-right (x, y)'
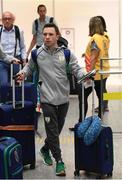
top-left (64, 49), bottom-right (78, 94)
top-left (0, 25), bottom-right (20, 56)
top-left (31, 48), bottom-right (78, 94)
top-left (34, 17), bottom-right (68, 48)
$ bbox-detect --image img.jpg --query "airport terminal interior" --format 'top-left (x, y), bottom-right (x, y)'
top-left (23, 74), bottom-right (122, 179)
top-left (0, 0), bottom-right (122, 179)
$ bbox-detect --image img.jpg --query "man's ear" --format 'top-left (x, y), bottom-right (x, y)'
top-left (56, 34), bottom-right (60, 41)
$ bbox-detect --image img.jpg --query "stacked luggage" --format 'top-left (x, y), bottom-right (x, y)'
top-left (74, 71), bottom-right (114, 178)
top-left (0, 136), bottom-right (23, 179)
top-left (0, 64), bottom-right (37, 170)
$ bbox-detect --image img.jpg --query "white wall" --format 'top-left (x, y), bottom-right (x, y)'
top-left (1, 0), bottom-right (121, 64)
top-left (54, 0), bottom-right (119, 60)
top-left (2, 0), bottom-right (54, 51)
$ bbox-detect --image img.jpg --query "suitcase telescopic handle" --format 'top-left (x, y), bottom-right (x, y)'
top-left (81, 81), bottom-right (84, 121)
top-left (91, 80), bottom-right (95, 116)
top-left (11, 64), bottom-right (24, 109)
top-left (81, 79), bottom-right (95, 121)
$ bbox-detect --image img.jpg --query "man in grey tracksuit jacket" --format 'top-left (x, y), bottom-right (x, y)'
top-left (17, 23), bottom-right (85, 176)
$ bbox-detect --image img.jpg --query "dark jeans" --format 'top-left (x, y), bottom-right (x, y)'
top-left (41, 102), bottom-right (69, 162)
top-left (78, 78), bottom-right (108, 120)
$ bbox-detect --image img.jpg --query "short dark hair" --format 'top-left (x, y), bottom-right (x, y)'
top-left (37, 4), bottom-right (46, 13)
top-left (42, 23), bottom-right (60, 35)
top-left (97, 16), bottom-right (107, 32)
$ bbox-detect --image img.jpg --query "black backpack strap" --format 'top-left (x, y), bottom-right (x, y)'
top-left (14, 25), bottom-right (20, 57)
top-left (0, 25), bottom-right (3, 41)
top-left (34, 19), bottom-right (38, 32)
top-left (49, 17), bottom-right (54, 23)
top-left (14, 25), bottom-right (20, 43)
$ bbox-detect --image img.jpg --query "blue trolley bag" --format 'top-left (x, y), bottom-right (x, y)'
top-left (74, 78), bottom-right (114, 178)
top-left (0, 64), bottom-right (37, 105)
top-left (0, 136), bottom-right (23, 179)
top-left (0, 64), bottom-right (36, 169)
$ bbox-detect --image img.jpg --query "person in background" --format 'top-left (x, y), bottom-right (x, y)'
top-left (16, 23), bottom-right (85, 176)
top-left (78, 16), bottom-right (110, 121)
top-left (69, 16), bottom-right (110, 131)
top-left (26, 4), bottom-right (57, 112)
top-left (27, 4), bottom-right (57, 56)
top-left (94, 15), bottom-right (110, 113)
top-left (0, 11), bottom-right (27, 86)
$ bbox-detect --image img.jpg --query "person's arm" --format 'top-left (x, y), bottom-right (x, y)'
top-left (16, 53), bottom-right (36, 82)
top-left (26, 35), bottom-right (36, 58)
top-left (90, 49), bottom-right (99, 70)
top-left (67, 51), bottom-right (85, 80)
top-left (27, 21), bottom-right (37, 58)
top-left (90, 41), bottom-right (100, 70)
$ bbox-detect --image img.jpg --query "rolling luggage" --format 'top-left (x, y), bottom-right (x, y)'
top-left (0, 64), bottom-right (36, 169)
top-left (0, 136), bottom-right (23, 179)
top-left (74, 73), bottom-right (114, 178)
top-left (0, 64), bottom-right (37, 104)
top-left (0, 82), bottom-right (37, 105)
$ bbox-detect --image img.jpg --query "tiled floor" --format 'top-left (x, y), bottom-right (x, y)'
top-left (23, 91), bottom-right (122, 179)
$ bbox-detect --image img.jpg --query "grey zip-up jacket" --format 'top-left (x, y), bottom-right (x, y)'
top-left (22, 45), bottom-right (85, 105)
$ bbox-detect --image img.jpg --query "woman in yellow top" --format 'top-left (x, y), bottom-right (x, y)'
top-left (79, 16), bottom-right (110, 119)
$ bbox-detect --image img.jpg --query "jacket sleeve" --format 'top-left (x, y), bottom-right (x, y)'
top-left (69, 51), bottom-right (85, 80)
top-left (21, 56), bottom-right (36, 77)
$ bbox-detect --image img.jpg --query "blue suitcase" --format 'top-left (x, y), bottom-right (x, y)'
top-left (0, 71), bottom-right (36, 169)
top-left (74, 125), bottom-right (114, 178)
top-left (0, 136), bottom-right (23, 179)
top-left (74, 77), bottom-right (114, 178)
top-left (0, 101), bottom-right (36, 169)
top-left (0, 64), bottom-right (37, 104)
top-left (0, 82), bottom-right (37, 105)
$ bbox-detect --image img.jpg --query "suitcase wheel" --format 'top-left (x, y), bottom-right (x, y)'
top-left (96, 175), bottom-right (102, 179)
top-left (107, 172), bottom-right (113, 177)
top-left (30, 164), bottom-right (35, 169)
top-left (96, 172), bottom-right (112, 179)
top-left (74, 169), bottom-right (80, 176)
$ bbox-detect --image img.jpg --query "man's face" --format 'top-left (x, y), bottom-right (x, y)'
top-left (2, 12), bottom-right (14, 30)
top-left (38, 7), bottom-right (46, 19)
top-left (43, 27), bottom-right (59, 48)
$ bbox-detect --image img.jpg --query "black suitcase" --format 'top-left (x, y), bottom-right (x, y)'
top-left (74, 73), bottom-right (114, 178)
top-left (0, 136), bottom-right (23, 179)
top-left (0, 64), bottom-right (36, 169)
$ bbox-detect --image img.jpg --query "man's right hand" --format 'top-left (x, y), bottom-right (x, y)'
top-left (15, 72), bottom-right (25, 82)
